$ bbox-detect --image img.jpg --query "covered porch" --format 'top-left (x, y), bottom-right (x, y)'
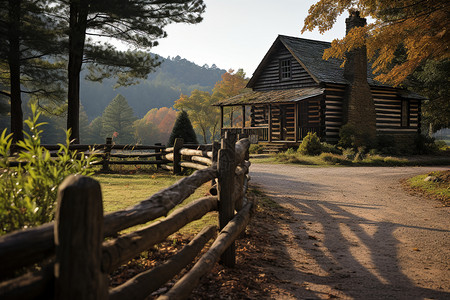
top-left (216, 88), bottom-right (325, 144)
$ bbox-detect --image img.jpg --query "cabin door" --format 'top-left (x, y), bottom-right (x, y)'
top-left (298, 101), bottom-right (308, 139)
top-left (279, 105), bottom-right (287, 140)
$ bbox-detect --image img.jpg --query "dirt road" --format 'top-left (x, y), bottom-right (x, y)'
top-left (250, 165), bottom-right (450, 299)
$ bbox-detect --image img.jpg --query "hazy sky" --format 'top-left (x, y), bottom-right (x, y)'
top-left (151, 0), bottom-right (347, 77)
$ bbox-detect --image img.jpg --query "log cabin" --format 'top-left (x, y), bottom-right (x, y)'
top-left (215, 11), bottom-right (425, 151)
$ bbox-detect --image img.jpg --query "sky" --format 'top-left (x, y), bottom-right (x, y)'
top-left (150, 0), bottom-right (348, 77)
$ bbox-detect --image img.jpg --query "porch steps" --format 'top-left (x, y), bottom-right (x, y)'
top-left (259, 142), bottom-right (299, 153)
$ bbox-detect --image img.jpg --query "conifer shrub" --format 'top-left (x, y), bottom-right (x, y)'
top-left (167, 110), bottom-right (198, 146)
top-left (297, 132), bottom-right (322, 155)
top-left (0, 105), bottom-right (98, 235)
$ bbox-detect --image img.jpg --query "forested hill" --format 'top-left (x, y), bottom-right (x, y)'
top-left (81, 55), bottom-right (226, 121)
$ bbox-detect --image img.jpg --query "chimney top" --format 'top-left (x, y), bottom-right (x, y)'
top-left (346, 10), bottom-right (366, 34)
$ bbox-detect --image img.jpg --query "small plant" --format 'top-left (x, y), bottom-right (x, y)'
top-left (285, 147), bottom-right (297, 154)
top-left (353, 146), bottom-right (366, 161)
top-left (342, 148), bottom-right (356, 160)
top-left (249, 144), bottom-right (264, 154)
top-left (319, 153), bottom-right (349, 165)
top-left (321, 142), bottom-right (341, 154)
top-left (298, 132), bottom-right (322, 156)
top-left (0, 105), bottom-right (98, 235)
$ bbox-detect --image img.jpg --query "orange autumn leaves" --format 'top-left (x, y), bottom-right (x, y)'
top-left (303, 0), bottom-right (449, 86)
top-left (134, 107), bottom-right (177, 145)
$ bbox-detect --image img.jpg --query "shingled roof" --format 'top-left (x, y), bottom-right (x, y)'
top-left (217, 35), bottom-right (425, 106)
top-left (248, 35), bottom-right (384, 87)
top-left (214, 87), bottom-right (324, 106)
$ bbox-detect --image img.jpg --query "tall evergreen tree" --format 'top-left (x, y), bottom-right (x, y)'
top-left (101, 94), bottom-right (137, 144)
top-left (85, 116), bottom-right (103, 144)
top-left (57, 0), bottom-right (205, 143)
top-left (0, 0), bottom-right (66, 141)
top-left (168, 110), bottom-right (198, 146)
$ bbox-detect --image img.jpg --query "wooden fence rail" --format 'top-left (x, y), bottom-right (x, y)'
top-left (0, 134), bottom-right (252, 300)
top-left (7, 138), bottom-right (213, 172)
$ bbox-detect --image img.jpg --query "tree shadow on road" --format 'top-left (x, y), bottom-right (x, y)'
top-left (249, 173), bottom-right (450, 299)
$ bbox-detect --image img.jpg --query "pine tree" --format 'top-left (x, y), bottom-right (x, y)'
top-left (57, 0), bottom-right (205, 143)
top-left (101, 94), bottom-right (137, 144)
top-left (168, 110), bottom-right (198, 146)
top-left (0, 0), bottom-right (66, 141)
top-left (85, 116), bottom-right (103, 144)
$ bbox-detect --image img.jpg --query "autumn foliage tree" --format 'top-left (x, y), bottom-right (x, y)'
top-left (134, 107), bottom-right (177, 145)
top-left (174, 69), bottom-right (248, 143)
top-left (302, 0), bottom-right (449, 86)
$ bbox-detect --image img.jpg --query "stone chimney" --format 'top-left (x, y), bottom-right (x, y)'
top-left (342, 10), bottom-right (377, 146)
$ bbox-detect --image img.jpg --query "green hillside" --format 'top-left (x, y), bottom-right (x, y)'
top-left (80, 55), bottom-right (226, 120)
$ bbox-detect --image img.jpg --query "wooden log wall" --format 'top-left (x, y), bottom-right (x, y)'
top-left (323, 83), bottom-right (346, 143)
top-left (372, 87), bottom-right (420, 134)
top-left (322, 83), bottom-right (420, 143)
top-left (251, 45), bottom-right (317, 91)
top-left (250, 105), bottom-right (269, 127)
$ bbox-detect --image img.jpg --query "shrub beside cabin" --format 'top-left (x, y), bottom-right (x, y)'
top-left (215, 11), bottom-right (424, 151)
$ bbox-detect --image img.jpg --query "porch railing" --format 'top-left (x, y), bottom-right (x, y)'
top-left (221, 127), bottom-right (269, 143)
top-left (298, 126), bottom-right (321, 140)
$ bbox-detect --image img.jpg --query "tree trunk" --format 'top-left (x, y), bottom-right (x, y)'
top-left (67, 0), bottom-right (88, 144)
top-left (8, 0), bottom-right (23, 142)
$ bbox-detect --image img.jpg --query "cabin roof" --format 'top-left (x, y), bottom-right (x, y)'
top-left (213, 87), bottom-right (324, 106)
top-left (247, 35), bottom-right (384, 88)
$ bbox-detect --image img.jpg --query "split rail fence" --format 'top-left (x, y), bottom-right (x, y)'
top-left (10, 137), bottom-right (215, 175)
top-left (0, 134), bottom-right (252, 300)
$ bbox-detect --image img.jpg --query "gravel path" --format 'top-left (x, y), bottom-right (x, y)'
top-left (250, 164), bottom-right (450, 299)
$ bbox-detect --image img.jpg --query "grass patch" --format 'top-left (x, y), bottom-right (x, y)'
top-left (94, 172), bottom-right (216, 235)
top-left (407, 171), bottom-right (450, 206)
top-left (251, 151), bottom-right (450, 167)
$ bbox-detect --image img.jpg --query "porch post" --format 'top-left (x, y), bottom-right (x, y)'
top-left (268, 104), bottom-right (272, 142)
top-left (294, 102), bottom-right (298, 142)
top-left (220, 106), bottom-right (224, 129)
top-left (241, 105), bottom-right (245, 133)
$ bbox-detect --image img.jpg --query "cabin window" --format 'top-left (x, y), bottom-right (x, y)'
top-left (279, 59), bottom-right (292, 80)
top-left (401, 99), bottom-right (409, 127)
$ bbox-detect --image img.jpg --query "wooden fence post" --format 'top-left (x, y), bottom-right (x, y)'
top-left (155, 143), bottom-right (162, 170)
top-left (54, 175), bottom-right (107, 300)
top-left (102, 137), bottom-right (112, 172)
top-left (211, 141), bottom-right (220, 187)
top-left (173, 138), bottom-right (183, 175)
top-left (218, 134), bottom-right (236, 267)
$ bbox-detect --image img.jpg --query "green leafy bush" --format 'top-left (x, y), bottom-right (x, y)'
top-left (298, 132), bottom-right (322, 156)
top-left (249, 144), bottom-right (264, 154)
top-left (338, 124), bottom-right (356, 149)
top-left (321, 142), bottom-right (341, 154)
top-left (0, 105), bottom-right (98, 235)
top-left (415, 134), bottom-right (438, 154)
